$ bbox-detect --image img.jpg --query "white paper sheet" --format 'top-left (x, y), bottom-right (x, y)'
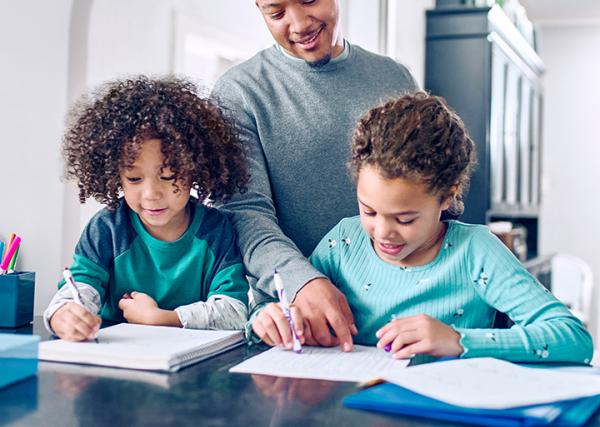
top-left (384, 357), bottom-right (600, 409)
top-left (230, 345), bottom-right (409, 382)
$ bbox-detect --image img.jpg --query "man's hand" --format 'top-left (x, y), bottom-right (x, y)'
top-left (292, 278), bottom-right (357, 351)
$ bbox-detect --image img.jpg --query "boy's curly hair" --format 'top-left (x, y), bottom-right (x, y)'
top-left (350, 92), bottom-right (476, 216)
top-left (63, 75), bottom-right (248, 209)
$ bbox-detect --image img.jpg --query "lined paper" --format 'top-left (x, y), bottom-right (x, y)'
top-left (230, 345), bottom-right (409, 382)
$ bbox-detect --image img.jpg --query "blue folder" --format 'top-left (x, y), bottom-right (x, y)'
top-left (343, 382), bottom-right (600, 426)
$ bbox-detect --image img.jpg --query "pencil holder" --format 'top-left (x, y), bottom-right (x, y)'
top-left (0, 272), bottom-right (35, 328)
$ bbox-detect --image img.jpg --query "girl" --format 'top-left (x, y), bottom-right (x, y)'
top-left (44, 76), bottom-right (250, 341)
top-left (253, 92), bottom-right (593, 364)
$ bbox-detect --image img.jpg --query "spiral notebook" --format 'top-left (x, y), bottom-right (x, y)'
top-left (38, 323), bottom-right (244, 372)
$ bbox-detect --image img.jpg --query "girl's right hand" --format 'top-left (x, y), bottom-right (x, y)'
top-left (50, 302), bottom-right (101, 341)
top-left (252, 302), bottom-right (305, 349)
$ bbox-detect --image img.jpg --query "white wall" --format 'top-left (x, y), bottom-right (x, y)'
top-left (0, 0), bottom-right (73, 314)
top-left (388, 0), bottom-right (435, 88)
top-left (79, 0), bottom-right (273, 230)
top-left (537, 24), bottom-right (600, 344)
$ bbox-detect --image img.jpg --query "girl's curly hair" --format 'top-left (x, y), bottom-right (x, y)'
top-left (350, 92), bottom-right (476, 216)
top-left (63, 75), bottom-right (248, 209)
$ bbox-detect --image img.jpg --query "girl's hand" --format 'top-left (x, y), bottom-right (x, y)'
top-left (252, 302), bottom-right (305, 349)
top-left (50, 302), bottom-right (101, 341)
top-left (376, 314), bottom-right (463, 359)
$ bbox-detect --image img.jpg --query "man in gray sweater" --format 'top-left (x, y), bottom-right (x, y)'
top-left (212, 0), bottom-right (418, 350)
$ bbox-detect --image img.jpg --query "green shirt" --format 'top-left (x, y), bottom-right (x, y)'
top-left (60, 199), bottom-right (248, 324)
top-left (310, 217), bottom-right (593, 364)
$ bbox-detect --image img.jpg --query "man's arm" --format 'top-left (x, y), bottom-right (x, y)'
top-left (211, 77), bottom-right (355, 349)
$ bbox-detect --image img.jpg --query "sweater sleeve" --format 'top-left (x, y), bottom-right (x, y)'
top-left (455, 227), bottom-right (593, 364)
top-left (175, 211), bottom-right (250, 330)
top-left (43, 213), bottom-right (114, 334)
top-left (211, 77), bottom-right (326, 302)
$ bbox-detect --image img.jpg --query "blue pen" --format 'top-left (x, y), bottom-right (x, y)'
top-left (273, 270), bottom-right (302, 353)
top-left (0, 241), bottom-right (4, 265)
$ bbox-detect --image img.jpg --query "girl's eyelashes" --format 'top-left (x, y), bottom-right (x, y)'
top-left (362, 210), bottom-right (415, 225)
top-left (124, 177), bottom-right (141, 183)
top-left (160, 175), bottom-right (176, 181)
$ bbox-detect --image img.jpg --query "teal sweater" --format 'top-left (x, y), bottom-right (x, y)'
top-left (310, 217), bottom-right (593, 363)
top-left (44, 199), bottom-right (249, 331)
top-left (212, 41), bottom-right (418, 303)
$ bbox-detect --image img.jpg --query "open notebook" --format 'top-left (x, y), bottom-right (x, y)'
top-left (39, 323), bottom-right (244, 372)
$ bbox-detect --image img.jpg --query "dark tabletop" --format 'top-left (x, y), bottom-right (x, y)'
top-left (1, 319), bottom-right (598, 427)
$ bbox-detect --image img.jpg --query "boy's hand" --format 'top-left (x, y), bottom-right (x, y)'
top-left (252, 302), bottom-right (305, 349)
top-left (118, 291), bottom-right (182, 327)
top-left (50, 302), bottom-right (101, 341)
top-left (376, 314), bottom-right (463, 359)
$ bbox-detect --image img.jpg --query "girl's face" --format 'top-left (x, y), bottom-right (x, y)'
top-left (120, 138), bottom-right (191, 241)
top-left (356, 165), bottom-right (452, 268)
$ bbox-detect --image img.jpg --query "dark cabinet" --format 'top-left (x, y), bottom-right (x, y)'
top-left (425, 5), bottom-right (544, 258)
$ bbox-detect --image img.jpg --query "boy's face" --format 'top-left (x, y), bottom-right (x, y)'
top-left (120, 138), bottom-right (191, 241)
top-left (356, 165), bottom-right (451, 268)
top-left (255, 0), bottom-right (343, 66)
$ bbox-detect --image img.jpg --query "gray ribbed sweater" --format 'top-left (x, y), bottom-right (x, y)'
top-left (212, 42), bottom-right (418, 301)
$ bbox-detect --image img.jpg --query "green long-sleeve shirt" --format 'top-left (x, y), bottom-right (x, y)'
top-left (44, 199), bottom-right (249, 331)
top-left (310, 217), bottom-right (593, 363)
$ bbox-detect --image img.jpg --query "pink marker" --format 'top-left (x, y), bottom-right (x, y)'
top-left (0, 235), bottom-right (21, 274)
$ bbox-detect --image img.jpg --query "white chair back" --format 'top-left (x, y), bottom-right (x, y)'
top-left (551, 254), bottom-right (594, 325)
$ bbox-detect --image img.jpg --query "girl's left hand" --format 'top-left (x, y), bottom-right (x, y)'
top-left (118, 291), bottom-right (161, 325)
top-left (375, 314), bottom-right (463, 359)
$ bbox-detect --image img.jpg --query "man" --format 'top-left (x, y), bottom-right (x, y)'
top-left (212, 0), bottom-right (418, 351)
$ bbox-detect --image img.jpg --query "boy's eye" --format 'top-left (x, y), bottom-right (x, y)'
top-left (363, 210), bottom-right (376, 217)
top-left (270, 11), bottom-right (284, 20)
top-left (160, 175), bottom-right (176, 181)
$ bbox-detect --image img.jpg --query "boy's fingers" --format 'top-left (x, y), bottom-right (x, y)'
top-left (76, 310), bottom-right (100, 330)
top-left (72, 316), bottom-right (96, 337)
top-left (118, 298), bottom-right (133, 310)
